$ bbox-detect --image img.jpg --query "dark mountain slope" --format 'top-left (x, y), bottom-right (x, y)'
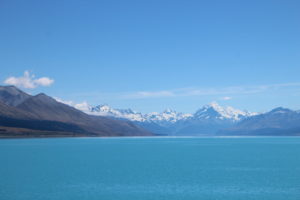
top-left (0, 86), bottom-right (152, 137)
top-left (0, 101), bottom-right (86, 136)
top-left (16, 93), bottom-right (151, 136)
top-left (17, 93), bottom-right (92, 123)
top-left (0, 101), bottom-right (35, 119)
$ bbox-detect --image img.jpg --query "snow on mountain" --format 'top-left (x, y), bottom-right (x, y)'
top-left (89, 104), bottom-right (146, 122)
top-left (64, 101), bottom-right (256, 124)
top-left (86, 105), bottom-right (192, 123)
top-left (85, 102), bottom-right (256, 123)
top-left (193, 102), bottom-right (256, 121)
top-left (145, 109), bottom-right (192, 123)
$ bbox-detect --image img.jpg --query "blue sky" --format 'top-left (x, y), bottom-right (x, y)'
top-left (0, 0), bottom-right (300, 113)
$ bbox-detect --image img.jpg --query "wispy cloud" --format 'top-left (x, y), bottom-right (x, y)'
top-left (4, 71), bottom-right (54, 89)
top-left (124, 91), bottom-right (175, 99)
top-left (220, 96), bottom-right (232, 101)
top-left (121, 82), bottom-right (300, 99)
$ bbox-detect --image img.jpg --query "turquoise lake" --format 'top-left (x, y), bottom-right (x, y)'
top-left (0, 137), bottom-right (299, 200)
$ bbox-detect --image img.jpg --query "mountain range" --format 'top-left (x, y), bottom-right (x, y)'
top-left (77, 102), bottom-right (300, 136)
top-left (1, 85), bottom-right (300, 137)
top-left (0, 86), bottom-right (152, 137)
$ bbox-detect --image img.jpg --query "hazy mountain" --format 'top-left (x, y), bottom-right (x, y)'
top-left (0, 86), bottom-right (152, 137)
top-left (218, 107), bottom-right (300, 136)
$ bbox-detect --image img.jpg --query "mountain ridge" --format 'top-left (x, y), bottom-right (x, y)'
top-left (83, 102), bottom-right (255, 123)
top-left (74, 102), bottom-right (258, 135)
top-left (73, 102), bottom-right (300, 136)
top-left (0, 86), bottom-right (152, 137)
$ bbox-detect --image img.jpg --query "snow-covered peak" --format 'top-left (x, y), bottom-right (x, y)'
top-left (145, 110), bottom-right (192, 123)
top-left (206, 102), bottom-right (223, 110)
top-left (84, 104), bottom-right (192, 123)
top-left (268, 107), bottom-right (293, 115)
top-left (89, 104), bottom-right (145, 121)
top-left (194, 102), bottom-right (255, 121)
top-left (59, 99), bottom-right (256, 124)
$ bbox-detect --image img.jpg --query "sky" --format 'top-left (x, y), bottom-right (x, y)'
top-left (0, 0), bottom-right (300, 113)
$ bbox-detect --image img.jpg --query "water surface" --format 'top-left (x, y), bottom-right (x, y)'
top-left (0, 137), bottom-right (299, 200)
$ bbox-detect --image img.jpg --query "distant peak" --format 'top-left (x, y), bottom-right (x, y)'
top-left (0, 85), bottom-right (27, 94)
top-left (35, 93), bottom-right (50, 98)
top-left (195, 102), bottom-right (254, 121)
top-left (98, 104), bottom-right (109, 107)
top-left (0, 85), bottom-right (31, 106)
top-left (209, 101), bottom-right (220, 107)
top-left (269, 107), bottom-right (292, 114)
top-left (34, 93), bottom-right (56, 102)
top-left (96, 104), bottom-right (110, 108)
top-left (203, 102), bottom-right (222, 110)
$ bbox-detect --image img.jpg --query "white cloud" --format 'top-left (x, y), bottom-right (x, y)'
top-left (4, 71), bottom-right (54, 89)
top-left (54, 97), bottom-right (74, 106)
top-left (55, 97), bottom-right (91, 113)
top-left (73, 101), bottom-right (91, 113)
top-left (34, 77), bottom-right (54, 86)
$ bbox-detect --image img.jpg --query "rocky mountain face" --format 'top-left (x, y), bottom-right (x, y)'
top-left (0, 86), bottom-right (152, 137)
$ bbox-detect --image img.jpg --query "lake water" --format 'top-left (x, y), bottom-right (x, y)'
top-left (0, 137), bottom-right (300, 200)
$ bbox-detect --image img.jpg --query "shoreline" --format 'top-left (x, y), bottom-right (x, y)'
top-left (1, 135), bottom-right (300, 139)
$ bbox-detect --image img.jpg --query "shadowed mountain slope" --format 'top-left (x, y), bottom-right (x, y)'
top-left (0, 86), bottom-right (152, 137)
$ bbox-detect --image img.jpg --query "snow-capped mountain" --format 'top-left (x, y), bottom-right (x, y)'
top-left (21, 95), bottom-right (300, 136)
top-left (84, 104), bottom-right (192, 123)
top-left (70, 101), bottom-right (258, 136)
top-left (145, 109), bottom-right (192, 123)
top-left (88, 104), bottom-right (145, 122)
top-left (193, 102), bottom-right (256, 121)
top-left (75, 102), bottom-right (256, 123)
